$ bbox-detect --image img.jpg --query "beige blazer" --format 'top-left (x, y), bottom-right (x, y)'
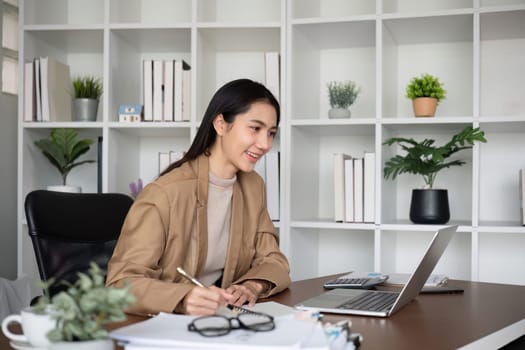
top-left (106, 154), bottom-right (291, 316)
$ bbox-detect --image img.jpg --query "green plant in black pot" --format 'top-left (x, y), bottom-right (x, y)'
top-left (383, 126), bottom-right (486, 224)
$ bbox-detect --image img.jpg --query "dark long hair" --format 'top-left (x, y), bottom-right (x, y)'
top-left (160, 78), bottom-right (280, 176)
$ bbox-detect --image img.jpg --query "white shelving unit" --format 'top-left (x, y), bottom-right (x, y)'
top-left (17, 0), bottom-right (525, 292)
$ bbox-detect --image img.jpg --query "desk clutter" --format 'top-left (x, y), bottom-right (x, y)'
top-left (110, 302), bottom-right (361, 349)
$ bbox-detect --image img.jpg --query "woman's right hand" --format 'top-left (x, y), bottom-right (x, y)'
top-left (181, 286), bottom-right (233, 316)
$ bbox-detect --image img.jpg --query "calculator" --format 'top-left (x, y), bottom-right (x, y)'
top-left (323, 274), bottom-right (389, 289)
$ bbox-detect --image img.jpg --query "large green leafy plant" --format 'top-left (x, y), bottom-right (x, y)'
top-left (406, 73), bottom-right (446, 103)
top-left (34, 262), bottom-right (135, 342)
top-left (383, 126), bottom-right (486, 188)
top-left (34, 128), bottom-right (95, 185)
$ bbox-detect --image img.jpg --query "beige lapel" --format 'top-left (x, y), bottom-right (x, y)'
top-left (194, 155), bottom-right (209, 277)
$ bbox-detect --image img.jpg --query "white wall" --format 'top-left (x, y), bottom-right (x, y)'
top-left (0, 93), bottom-right (17, 279)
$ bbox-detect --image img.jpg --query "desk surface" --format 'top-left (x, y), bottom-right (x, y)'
top-left (2, 275), bottom-right (525, 350)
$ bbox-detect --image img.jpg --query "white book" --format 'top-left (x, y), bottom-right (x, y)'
top-left (33, 58), bottom-right (42, 121)
top-left (344, 158), bottom-right (354, 222)
top-left (158, 151), bottom-right (170, 176)
top-left (364, 152), bottom-right (376, 223)
top-left (265, 151), bottom-right (280, 221)
top-left (519, 169), bottom-right (525, 226)
top-left (43, 57), bottom-right (71, 122)
top-left (143, 60), bottom-right (153, 121)
top-left (264, 52), bottom-right (280, 102)
top-left (182, 68), bottom-right (191, 121)
top-left (39, 57), bottom-right (51, 122)
top-left (334, 153), bottom-right (351, 222)
top-left (163, 60), bottom-right (174, 121)
top-left (353, 158), bottom-right (364, 223)
top-left (152, 60), bottom-right (164, 121)
top-left (23, 61), bottom-right (34, 122)
top-left (174, 60), bottom-right (190, 121)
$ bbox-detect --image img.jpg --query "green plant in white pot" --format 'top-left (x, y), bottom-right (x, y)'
top-left (383, 126), bottom-right (486, 224)
top-left (34, 128), bottom-right (95, 192)
top-left (72, 75), bottom-right (103, 122)
top-left (327, 80), bottom-right (360, 118)
top-left (406, 73), bottom-right (446, 117)
top-left (33, 262), bottom-right (136, 350)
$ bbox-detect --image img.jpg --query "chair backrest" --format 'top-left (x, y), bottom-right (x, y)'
top-left (24, 190), bottom-right (133, 297)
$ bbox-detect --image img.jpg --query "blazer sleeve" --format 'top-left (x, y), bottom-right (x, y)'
top-left (105, 183), bottom-right (193, 316)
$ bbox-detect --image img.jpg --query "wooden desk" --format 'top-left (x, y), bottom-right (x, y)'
top-left (2, 275), bottom-right (524, 349)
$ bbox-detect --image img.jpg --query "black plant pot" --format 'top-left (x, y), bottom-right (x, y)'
top-left (409, 189), bottom-right (450, 224)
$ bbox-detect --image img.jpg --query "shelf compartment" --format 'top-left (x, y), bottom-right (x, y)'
top-left (478, 231), bottom-right (525, 285)
top-left (291, 0), bottom-right (375, 20)
top-left (107, 127), bottom-right (192, 194)
top-left (290, 20), bottom-right (376, 120)
top-left (478, 130), bottom-right (525, 224)
top-left (22, 127), bottom-right (102, 197)
top-left (480, 10), bottom-right (525, 117)
top-left (481, 0), bottom-right (525, 10)
top-left (23, 29), bottom-right (104, 76)
top-left (380, 229), bottom-right (471, 280)
top-left (381, 124), bottom-right (474, 224)
top-left (196, 27), bottom-right (281, 121)
top-left (109, 28), bottom-right (191, 122)
top-left (290, 124), bottom-right (375, 222)
top-left (110, 0), bottom-right (192, 25)
top-left (197, 0), bottom-right (281, 23)
top-left (24, 0), bottom-right (104, 25)
top-left (382, 0), bottom-right (473, 14)
top-left (289, 227), bottom-right (374, 281)
top-left (382, 14), bottom-right (473, 118)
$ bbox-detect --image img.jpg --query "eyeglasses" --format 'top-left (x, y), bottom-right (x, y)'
top-left (188, 310), bottom-right (275, 337)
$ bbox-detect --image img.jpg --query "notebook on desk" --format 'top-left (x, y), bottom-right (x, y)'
top-left (296, 225), bottom-right (457, 317)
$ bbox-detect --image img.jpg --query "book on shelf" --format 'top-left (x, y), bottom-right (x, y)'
top-left (182, 68), bottom-right (191, 121)
top-left (23, 61), bottom-right (35, 122)
top-left (39, 56), bottom-right (72, 122)
top-left (363, 152), bottom-right (376, 223)
top-left (152, 60), bottom-right (164, 122)
top-left (264, 52), bottom-right (280, 102)
top-left (33, 58), bottom-right (42, 121)
top-left (163, 60), bottom-right (174, 121)
top-left (266, 151), bottom-right (280, 221)
top-left (143, 60), bottom-right (153, 121)
top-left (344, 157), bottom-right (354, 222)
top-left (353, 158), bottom-right (364, 223)
top-left (174, 60), bottom-right (191, 121)
top-left (519, 169), bottom-right (525, 226)
top-left (334, 153), bottom-right (352, 222)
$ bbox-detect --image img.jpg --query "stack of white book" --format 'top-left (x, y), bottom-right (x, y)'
top-left (334, 152), bottom-right (376, 223)
top-left (143, 59), bottom-right (191, 122)
top-left (23, 57), bottom-right (72, 122)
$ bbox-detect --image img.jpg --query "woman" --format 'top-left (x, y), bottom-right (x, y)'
top-left (106, 79), bottom-right (291, 316)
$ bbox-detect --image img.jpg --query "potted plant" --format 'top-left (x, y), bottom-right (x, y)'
top-left (406, 73), bottom-right (446, 117)
top-left (327, 80), bottom-right (360, 118)
top-left (383, 126), bottom-right (486, 224)
top-left (72, 75), bottom-right (103, 122)
top-left (34, 128), bottom-right (95, 192)
top-left (33, 262), bottom-right (135, 350)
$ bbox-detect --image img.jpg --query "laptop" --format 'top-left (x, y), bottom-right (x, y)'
top-left (295, 225), bottom-right (457, 317)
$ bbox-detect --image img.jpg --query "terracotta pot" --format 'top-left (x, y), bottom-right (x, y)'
top-left (412, 97), bottom-right (437, 117)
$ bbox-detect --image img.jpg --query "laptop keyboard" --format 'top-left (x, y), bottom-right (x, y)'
top-left (338, 291), bottom-right (398, 311)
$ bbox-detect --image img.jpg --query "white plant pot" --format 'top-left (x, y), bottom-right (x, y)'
top-left (328, 107), bottom-right (351, 118)
top-left (46, 185), bottom-right (82, 193)
top-left (49, 339), bottom-right (114, 350)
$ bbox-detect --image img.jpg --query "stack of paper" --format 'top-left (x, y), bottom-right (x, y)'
top-left (384, 272), bottom-right (448, 287)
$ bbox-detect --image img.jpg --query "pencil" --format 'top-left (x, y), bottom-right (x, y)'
top-left (176, 266), bottom-right (205, 287)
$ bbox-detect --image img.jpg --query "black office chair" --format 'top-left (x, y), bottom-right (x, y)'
top-left (24, 190), bottom-right (134, 297)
